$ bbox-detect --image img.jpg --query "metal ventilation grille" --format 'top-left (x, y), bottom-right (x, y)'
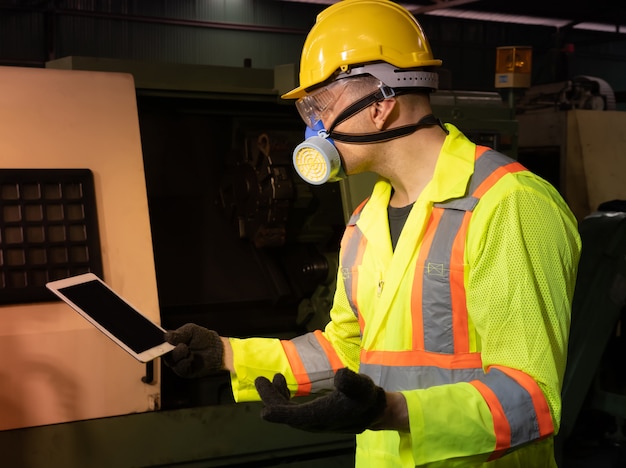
top-left (0, 169), bottom-right (103, 304)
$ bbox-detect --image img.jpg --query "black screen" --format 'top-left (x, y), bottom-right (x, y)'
top-left (58, 280), bottom-right (165, 353)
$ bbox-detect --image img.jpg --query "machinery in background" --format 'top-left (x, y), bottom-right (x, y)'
top-left (516, 75), bottom-right (616, 112)
top-left (514, 75), bottom-right (625, 221)
top-left (432, 89), bottom-right (517, 157)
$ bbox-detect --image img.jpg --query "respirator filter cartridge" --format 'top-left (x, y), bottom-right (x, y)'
top-left (292, 135), bottom-right (344, 185)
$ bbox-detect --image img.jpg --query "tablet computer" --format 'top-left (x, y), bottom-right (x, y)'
top-left (46, 273), bottom-right (175, 363)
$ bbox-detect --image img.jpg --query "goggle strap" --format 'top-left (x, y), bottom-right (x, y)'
top-left (328, 87), bottom-right (393, 132)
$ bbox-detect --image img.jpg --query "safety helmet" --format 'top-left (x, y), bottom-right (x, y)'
top-left (282, 0), bottom-right (442, 99)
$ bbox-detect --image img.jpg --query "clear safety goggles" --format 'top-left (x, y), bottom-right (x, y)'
top-left (295, 79), bottom-right (351, 128)
top-left (295, 64), bottom-right (439, 129)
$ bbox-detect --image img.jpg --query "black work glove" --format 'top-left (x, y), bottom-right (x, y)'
top-left (163, 323), bottom-right (224, 378)
top-left (254, 368), bottom-right (386, 434)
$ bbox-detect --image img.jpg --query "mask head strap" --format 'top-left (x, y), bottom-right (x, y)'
top-left (331, 113), bottom-right (448, 144)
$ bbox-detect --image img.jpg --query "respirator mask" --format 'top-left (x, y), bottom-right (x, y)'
top-left (291, 78), bottom-right (351, 185)
top-left (290, 64), bottom-right (444, 185)
top-left (292, 120), bottom-right (345, 185)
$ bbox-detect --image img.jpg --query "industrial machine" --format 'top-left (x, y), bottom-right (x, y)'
top-left (0, 58), bottom-right (519, 467)
top-left (515, 75), bottom-right (624, 221)
top-left (517, 75), bottom-right (617, 112)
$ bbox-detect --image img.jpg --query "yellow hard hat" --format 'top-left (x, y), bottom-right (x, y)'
top-left (282, 0), bottom-right (442, 99)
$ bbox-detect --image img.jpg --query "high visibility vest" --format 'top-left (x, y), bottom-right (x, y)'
top-left (279, 146), bottom-right (557, 461)
top-left (339, 146), bottom-right (554, 458)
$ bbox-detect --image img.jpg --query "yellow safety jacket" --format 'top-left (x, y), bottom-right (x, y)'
top-left (230, 124), bottom-right (581, 467)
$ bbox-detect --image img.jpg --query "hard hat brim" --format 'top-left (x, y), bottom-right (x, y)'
top-left (281, 85), bottom-right (308, 100)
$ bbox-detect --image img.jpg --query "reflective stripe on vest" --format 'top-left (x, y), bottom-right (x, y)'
top-left (281, 330), bottom-right (345, 396)
top-left (341, 198), bottom-right (370, 327)
top-left (471, 366), bottom-right (555, 459)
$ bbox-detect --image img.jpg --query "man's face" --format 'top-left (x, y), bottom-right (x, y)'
top-left (321, 83), bottom-right (381, 175)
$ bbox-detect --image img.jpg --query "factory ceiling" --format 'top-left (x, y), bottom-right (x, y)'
top-left (3, 1), bottom-right (625, 34)
top-left (290, 0), bottom-right (626, 33)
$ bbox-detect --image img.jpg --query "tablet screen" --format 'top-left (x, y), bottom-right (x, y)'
top-left (57, 279), bottom-right (166, 353)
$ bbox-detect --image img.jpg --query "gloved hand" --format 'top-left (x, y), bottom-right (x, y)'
top-left (163, 323), bottom-right (224, 378)
top-left (254, 368), bottom-right (386, 434)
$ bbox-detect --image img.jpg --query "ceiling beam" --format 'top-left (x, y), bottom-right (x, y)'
top-left (405, 0), bottom-right (481, 14)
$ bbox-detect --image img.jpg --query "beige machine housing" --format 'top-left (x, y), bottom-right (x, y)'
top-left (0, 65), bottom-right (161, 430)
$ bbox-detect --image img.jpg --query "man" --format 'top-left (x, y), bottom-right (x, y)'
top-left (164, 1), bottom-right (581, 466)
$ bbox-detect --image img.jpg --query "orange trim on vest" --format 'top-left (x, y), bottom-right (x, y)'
top-left (450, 211), bottom-right (472, 353)
top-left (471, 380), bottom-right (512, 460)
top-left (491, 365), bottom-right (555, 437)
top-left (475, 146), bottom-right (491, 160)
top-left (473, 162), bottom-right (526, 199)
top-left (361, 348), bottom-right (482, 368)
top-left (314, 330), bottom-right (345, 371)
top-left (281, 340), bottom-right (312, 396)
top-left (352, 197), bottom-right (370, 220)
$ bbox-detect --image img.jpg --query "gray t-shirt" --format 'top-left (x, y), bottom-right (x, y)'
top-left (388, 203), bottom-right (414, 250)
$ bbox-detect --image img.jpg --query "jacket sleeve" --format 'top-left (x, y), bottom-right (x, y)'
top-left (229, 257), bottom-right (362, 402)
top-left (402, 175), bottom-right (581, 464)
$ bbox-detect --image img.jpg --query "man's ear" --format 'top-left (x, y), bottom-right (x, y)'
top-left (370, 98), bottom-right (397, 130)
